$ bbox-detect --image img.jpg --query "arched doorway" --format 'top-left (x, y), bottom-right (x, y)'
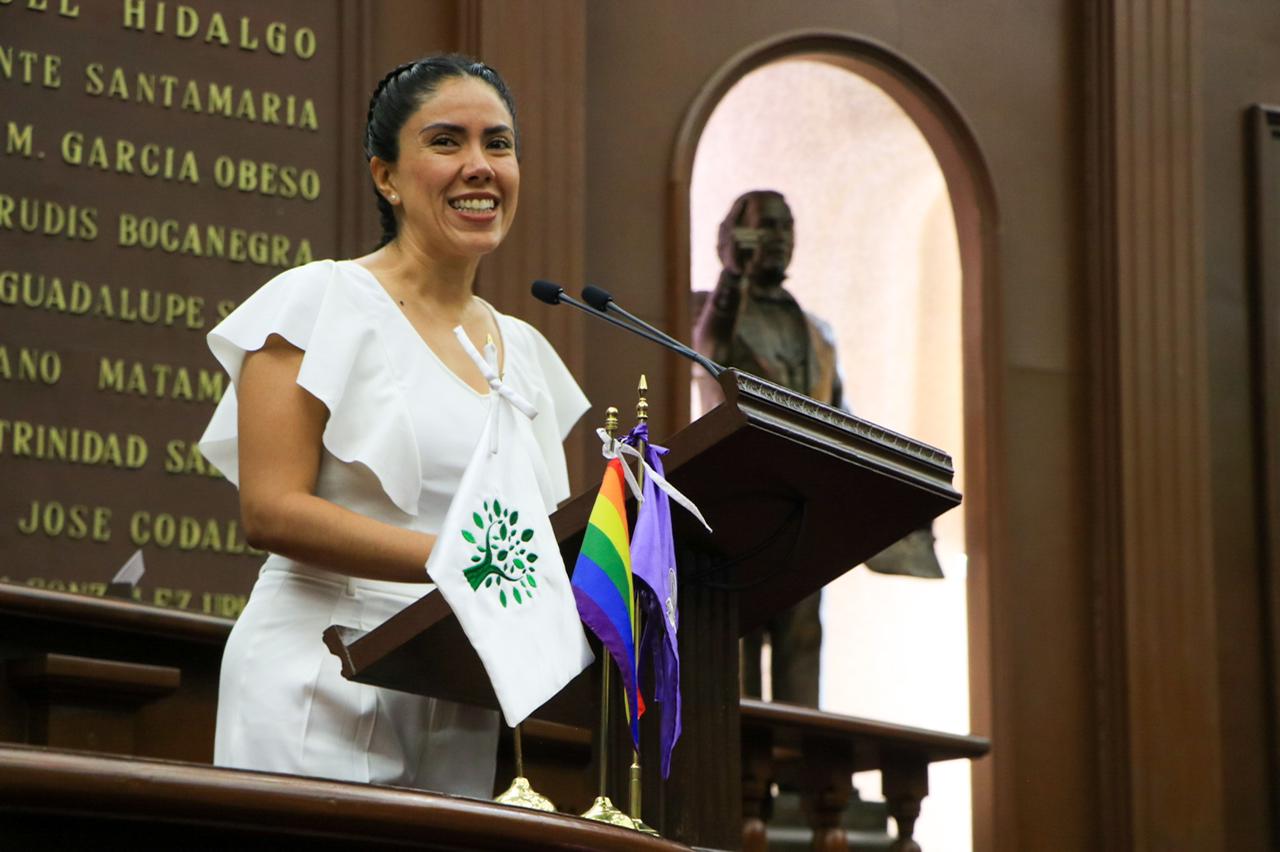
top-left (669, 32), bottom-right (1002, 851)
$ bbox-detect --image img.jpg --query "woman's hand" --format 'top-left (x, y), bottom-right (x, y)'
top-left (236, 334), bottom-right (436, 582)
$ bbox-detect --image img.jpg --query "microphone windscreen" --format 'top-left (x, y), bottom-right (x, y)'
top-left (581, 285), bottom-right (613, 311)
top-left (530, 280), bottom-right (564, 305)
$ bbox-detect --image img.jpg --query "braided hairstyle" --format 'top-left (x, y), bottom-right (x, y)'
top-left (364, 54), bottom-right (518, 248)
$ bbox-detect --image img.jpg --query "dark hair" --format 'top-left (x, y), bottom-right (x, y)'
top-left (364, 54), bottom-right (518, 248)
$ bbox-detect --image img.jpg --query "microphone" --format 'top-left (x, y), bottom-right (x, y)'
top-left (581, 285), bottom-right (724, 377)
top-left (531, 280), bottom-right (684, 354)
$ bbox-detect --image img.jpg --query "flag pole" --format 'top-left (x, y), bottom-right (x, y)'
top-left (494, 724), bottom-right (556, 811)
top-left (581, 406), bottom-right (637, 829)
top-left (490, 332), bottom-right (556, 814)
top-left (629, 375), bottom-right (660, 836)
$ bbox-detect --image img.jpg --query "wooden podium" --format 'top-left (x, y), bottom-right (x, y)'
top-left (323, 370), bottom-right (960, 850)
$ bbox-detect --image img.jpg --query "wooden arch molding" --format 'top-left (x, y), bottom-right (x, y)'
top-left (664, 29), bottom-right (1007, 847)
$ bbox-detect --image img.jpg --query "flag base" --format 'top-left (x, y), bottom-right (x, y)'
top-left (494, 776), bottom-right (556, 812)
top-left (631, 817), bottom-right (660, 836)
top-left (581, 795), bottom-right (637, 829)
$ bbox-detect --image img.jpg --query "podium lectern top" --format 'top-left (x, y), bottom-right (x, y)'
top-left (322, 369), bottom-right (959, 728)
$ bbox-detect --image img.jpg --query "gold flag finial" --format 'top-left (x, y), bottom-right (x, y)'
top-left (636, 375), bottom-right (649, 424)
top-left (605, 406), bottom-right (619, 439)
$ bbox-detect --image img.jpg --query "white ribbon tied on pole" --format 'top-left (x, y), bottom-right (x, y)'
top-left (454, 328), bottom-right (538, 453)
top-left (594, 427), bottom-right (712, 533)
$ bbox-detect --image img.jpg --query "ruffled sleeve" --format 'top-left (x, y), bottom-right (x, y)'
top-left (198, 260), bottom-right (424, 517)
top-left (530, 326), bottom-right (590, 441)
top-left (507, 320), bottom-right (590, 506)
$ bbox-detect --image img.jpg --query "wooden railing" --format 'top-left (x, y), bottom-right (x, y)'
top-left (0, 744), bottom-right (686, 851)
top-left (0, 584), bottom-right (988, 850)
top-left (740, 699), bottom-right (989, 852)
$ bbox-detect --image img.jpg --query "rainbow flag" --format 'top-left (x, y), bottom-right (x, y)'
top-left (571, 457), bottom-right (640, 747)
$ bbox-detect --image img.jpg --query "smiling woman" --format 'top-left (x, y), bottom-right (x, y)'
top-left (368, 78), bottom-right (519, 273)
top-left (363, 57), bottom-right (519, 255)
top-left (195, 55), bottom-right (590, 797)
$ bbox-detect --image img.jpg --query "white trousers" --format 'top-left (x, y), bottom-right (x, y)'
top-left (214, 559), bottom-right (498, 797)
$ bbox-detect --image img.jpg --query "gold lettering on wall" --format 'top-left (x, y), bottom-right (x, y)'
top-left (0, 576), bottom-right (247, 617)
top-left (60, 130), bottom-right (200, 183)
top-left (0, 419), bottom-right (148, 468)
top-left (120, 2), bottom-right (317, 60)
top-left (200, 590), bottom-right (246, 617)
top-left (116, 211), bottom-right (314, 267)
top-left (17, 499), bottom-right (111, 542)
top-left (2, 0), bottom-right (328, 607)
top-left (0, 45), bottom-right (63, 88)
top-left (211, 155), bottom-right (320, 200)
top-left (0, 270), bottom-right (209, 329)
top-left (0, 1), bottom-right (81, 19)
top-left (96, 356), bottom-right (226, 402)
top-left (0, 344), bottom-right (61, 384)
top-left (13, 500), bottom-right (260, 554)
top-left (13, 577), bottom-right (113, 598)
top-left (83, 64), bottom-right (319, 132)
top-left (162, 438), bottom-right (223, 478)
top-left (128, 509), bottom-right (259, 555)
top-left (5, 121), bottom-right (36, 158)
top-left (15, 501), bottom-right (260, 556)
top-left (0, 194), bottom-right (98, 239)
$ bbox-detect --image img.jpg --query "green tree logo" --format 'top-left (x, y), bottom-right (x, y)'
top-left (462, 499), bottom-right (539, 608)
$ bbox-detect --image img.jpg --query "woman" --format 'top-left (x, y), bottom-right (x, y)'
top-left (198, 55), bottom-right (589, 796)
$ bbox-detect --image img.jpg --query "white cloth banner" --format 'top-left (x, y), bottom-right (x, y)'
top-left (425, 328), bottom-right (594, 727)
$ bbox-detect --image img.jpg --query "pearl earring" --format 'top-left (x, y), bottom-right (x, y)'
top-left (388, 194), bottom-right (398, 203)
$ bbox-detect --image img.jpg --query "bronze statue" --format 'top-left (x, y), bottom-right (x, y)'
top-left (693, 189), bottom-right (941, 708)
top-left (693, 190), bottom-right (842, 414)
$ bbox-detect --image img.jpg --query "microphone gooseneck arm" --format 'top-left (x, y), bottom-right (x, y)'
top-left (530, 280), bottom-right (685, 355)
top-left (581, 285), bottom-right (725, 378)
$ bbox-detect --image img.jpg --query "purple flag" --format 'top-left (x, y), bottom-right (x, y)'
top-left (624, 423), bottom-right (682, 777)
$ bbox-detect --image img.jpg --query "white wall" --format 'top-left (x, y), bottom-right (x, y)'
top-left (690, 58), bottom-right (970, 851)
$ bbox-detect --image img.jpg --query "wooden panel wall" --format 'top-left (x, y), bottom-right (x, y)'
top-left (1203, 6), bottom-right (1280, 848)
top-left (353, 0), bottom-right (589, 487)
top-left (461, 0), bottom-right (589, 486)
top-left (1087, 1), bottom-right (1225, 848)
top-left (1248, 105), bottom-right (1280, 851)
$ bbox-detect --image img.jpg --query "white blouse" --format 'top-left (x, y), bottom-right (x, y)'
top-left (196, 260), bottom-right (590, 794)
top-left (200, 259), bottom-right (590, 546)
